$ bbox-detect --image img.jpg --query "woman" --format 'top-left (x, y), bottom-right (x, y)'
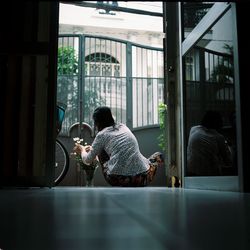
top-left (73, 106), bottom-right (164, 187)
top-left (187, 110), bottom-right (232, 176)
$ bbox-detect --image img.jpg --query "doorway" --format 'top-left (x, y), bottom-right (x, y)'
top-left (56, 2), bottom-right (167, 186)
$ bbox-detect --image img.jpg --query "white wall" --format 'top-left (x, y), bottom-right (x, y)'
top-left (59, 2), bottom-right (164, 48)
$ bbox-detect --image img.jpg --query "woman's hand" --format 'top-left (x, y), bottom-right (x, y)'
top-left (85, 145), bottom-right (92, 152)
top-left (73, 144), bottom-right (92, 154)
top-left (73, 144), bottom-right (85, 155)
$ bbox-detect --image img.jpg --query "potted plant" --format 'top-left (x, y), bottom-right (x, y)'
top-left (71, 137), bottom-right (99, 187)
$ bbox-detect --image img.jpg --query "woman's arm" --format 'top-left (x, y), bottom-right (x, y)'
top-left (73, 133), bottom-right (105, 165)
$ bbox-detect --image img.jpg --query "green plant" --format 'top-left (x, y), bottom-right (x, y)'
top-left (157, 103), bottom-right (167, 152)
top-left (57, 46), bottom-right (105, 126)
top-left (71, 137), bottom-right (98, 187)
top-left (57, 46), bottom-right (78, 75)
top-left (71, 137), bottom-right (98, 171)
top-left (210, 44), bottom-right (234, 83)
top-left (57, 46), bottom-right (79, 123)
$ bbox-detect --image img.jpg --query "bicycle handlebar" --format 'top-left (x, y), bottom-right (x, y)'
top-left (56, 102), bottom-right (67, 136)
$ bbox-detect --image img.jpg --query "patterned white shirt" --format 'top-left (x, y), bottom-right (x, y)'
top-left (82, 123), bottom-right (150, 175)
top-left (187, 125), bottom-right (232, 175)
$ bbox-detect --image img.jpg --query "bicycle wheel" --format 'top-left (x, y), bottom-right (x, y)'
top-left (55, 139), bottom-right (69, 185)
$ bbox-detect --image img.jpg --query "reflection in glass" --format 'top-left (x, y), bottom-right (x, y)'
top-left (183, 2), bottom-right (214, 39)
top-left (183, 7), bottom-right (237, 176)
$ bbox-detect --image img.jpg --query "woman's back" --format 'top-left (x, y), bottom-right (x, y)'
top-left (187, 125), bottom-right (231, 176)
top-left (93, 123), bottom-right (149, 176)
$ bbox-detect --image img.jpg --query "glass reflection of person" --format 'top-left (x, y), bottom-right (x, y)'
top-left (187, 110), bottom-right (232, 176)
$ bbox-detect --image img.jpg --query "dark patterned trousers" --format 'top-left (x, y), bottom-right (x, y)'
top-left (98, 151), bottom-right (164, 187)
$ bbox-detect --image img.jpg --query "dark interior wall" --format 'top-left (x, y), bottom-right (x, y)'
top-left (0, 3), bottom-right (34, 182)
top-left (235, 2), bottom-right (250, 192)
top-left (0, 2), bottom-right (39, 183)
top-left (0, 2), bottom-right (59, 187)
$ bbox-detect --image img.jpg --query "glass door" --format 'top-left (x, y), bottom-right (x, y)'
top-left (163, 2), bottom-right (242, 191)
top-left (181, 2), bottom-right (241, 191)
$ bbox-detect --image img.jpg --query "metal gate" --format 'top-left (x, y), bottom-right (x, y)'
top-left (57, 34), bottom-right (164, 135)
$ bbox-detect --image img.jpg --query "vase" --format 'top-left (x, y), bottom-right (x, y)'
top-left (84, 168), bottom-right (97, 187)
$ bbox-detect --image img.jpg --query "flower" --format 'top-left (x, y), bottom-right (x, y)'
top-left (70, 137), bottom-right (98, 170)
top-left (73, 137), bottom-right (84, 144)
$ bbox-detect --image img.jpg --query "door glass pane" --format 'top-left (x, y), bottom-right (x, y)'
top-left (184, 7), bottom-right (237, 176)
top-left (182, 2), bottom-right (214, 39)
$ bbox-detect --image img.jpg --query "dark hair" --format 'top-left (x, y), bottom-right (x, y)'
top-left (93, 106), bottom-right (115, 131)
top-left (201, 110), bottom-right (223, 130)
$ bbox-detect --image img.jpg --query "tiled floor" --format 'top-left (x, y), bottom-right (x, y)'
top-left (0, 187), bottom-right (250, 250)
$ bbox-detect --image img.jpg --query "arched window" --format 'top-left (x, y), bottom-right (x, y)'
top-left (85, 52), bottom-right (120, 77)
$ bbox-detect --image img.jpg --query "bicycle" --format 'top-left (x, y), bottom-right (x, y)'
top-left (54, 103), bottom-right (98, 186)
top-left (55, 103), bottom-right (69, 185)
